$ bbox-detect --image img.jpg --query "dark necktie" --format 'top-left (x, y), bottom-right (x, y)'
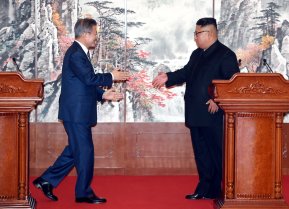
top-left (87, 51), bottom-right (91, 61)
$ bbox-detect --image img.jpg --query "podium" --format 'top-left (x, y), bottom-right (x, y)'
top-left (0, 72), bottom-right (43, 208)
top-left (212, 73), bottom-right (289, 209)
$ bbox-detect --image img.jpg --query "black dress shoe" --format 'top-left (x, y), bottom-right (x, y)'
top-left (185, 193), bottom-right (204, 200)
top-left (75, 194), bottom-right (107, 204)
top-left (33, 177), bottom-right (58, 201)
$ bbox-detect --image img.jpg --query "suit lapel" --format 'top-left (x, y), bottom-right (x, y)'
top-left (73, 41), bottom-right (91, 62)
top-left (73, 41), bottom-right (94, 68)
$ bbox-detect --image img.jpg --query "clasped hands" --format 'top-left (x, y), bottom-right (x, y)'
top-left (152, 72), bottom-right (219, 113)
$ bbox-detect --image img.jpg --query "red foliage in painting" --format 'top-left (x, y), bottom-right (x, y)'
top-left (138, 50), bottom-right (150, 58)
top-left (236, 35), bottom-right (275, 72)
top-left (126, 69), bottom-right (177, 108)
top-left (45, 5), bottom-right (74, 82)
top-left (51, 6), bottom-right (74, 68)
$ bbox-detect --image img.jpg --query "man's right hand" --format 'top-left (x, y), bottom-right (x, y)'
top-left (111, 69), bottom-right (130, 81)
top-left (152, 72), bottom-right (168, 89)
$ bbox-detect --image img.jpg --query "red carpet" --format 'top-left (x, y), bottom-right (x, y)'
top-left (30, 176), bottom-right (289, 209)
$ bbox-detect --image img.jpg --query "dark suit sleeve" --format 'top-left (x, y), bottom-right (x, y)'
top-left (220, 51), bottom-right (240, 79)
top-left (70, 51), bottom-right (113, 87)
top-left (165, 52), bottom-right (196, 87)
top-left (206, 50), bottom-right (239, 99)
top-left (96, 87), bottom-right (105, 102)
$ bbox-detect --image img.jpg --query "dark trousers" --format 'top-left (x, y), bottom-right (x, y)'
top-left (41, 122), bottom-right (94, 198)
top-left (189, 125), bottom-right (223, 197)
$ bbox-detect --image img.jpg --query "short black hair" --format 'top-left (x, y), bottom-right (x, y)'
top-left (196, 17), bottom-right (217, 29)
top-left (74, 18), bottom-right (97, 38)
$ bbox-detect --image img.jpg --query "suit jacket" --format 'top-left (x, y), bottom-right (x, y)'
top-left (166, 40), bottom-right (239, 127)
top-left (58, 41), bottom-right (113, 125)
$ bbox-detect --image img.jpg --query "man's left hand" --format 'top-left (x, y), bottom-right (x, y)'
top-left (103, 88), bottom-right (124, 101)
top-left (206, 99), bottom-right (219, 114)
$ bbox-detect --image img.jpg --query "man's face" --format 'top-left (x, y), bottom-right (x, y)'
top-left (194, 25), bottom-right (211, 49)
top-left (84, 25), bottom-right (98, 49)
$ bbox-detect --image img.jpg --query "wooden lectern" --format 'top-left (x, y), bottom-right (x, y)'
top-left (213, 73), bottom-right (289, 209)
top-left (0, 72), bottom-right (43, 208)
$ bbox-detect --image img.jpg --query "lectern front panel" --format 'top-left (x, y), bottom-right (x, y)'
top-left (0, 113), bottom-right (19, 199)
top-left (235, 112), bottom-right (275, 199)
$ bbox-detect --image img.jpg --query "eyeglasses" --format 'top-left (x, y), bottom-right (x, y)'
top-left (87, 31), bottom-right (98, 36)
top-left (194, 30), bottom-right (209, 37)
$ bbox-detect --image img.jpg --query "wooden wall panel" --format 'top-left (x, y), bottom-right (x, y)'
top-left (30, 123), bottom-right (67, 175)
top-left (92, 123), bottom-right (126, 174)
top-left (29, 122), bottom-right (289, 176)
top-left (124, 123), bottom-right (195, 175)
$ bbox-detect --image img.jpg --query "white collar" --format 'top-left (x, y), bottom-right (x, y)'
top-left (75, 40), bottom-right (89, 54)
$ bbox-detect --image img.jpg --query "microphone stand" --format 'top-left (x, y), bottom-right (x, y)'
top-left (12, 57), bottom-right (21, 73)
top-left (263, 59), bottom-right (273, 73)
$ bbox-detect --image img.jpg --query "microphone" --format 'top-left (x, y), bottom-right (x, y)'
top-left (238, 59), bottom-right (242, 67)
top-left (263, 59), bottom-right (273, 73)
top-left (12, 57), bottom-right (21, 73)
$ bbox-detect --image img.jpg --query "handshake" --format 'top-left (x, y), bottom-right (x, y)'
top-left (111, 69), bottom-right (168, 87)
top-left (103, 69), bottom-right (169, 102)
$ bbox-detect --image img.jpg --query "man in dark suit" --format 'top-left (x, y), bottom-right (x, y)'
top-left (33, 18), bottom-right (129, 204)
top-left (152, 17), bottom-right (239, 199)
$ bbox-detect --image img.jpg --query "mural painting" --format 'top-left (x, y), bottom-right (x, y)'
top-left (1, 0), bottom-right (289, 122)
